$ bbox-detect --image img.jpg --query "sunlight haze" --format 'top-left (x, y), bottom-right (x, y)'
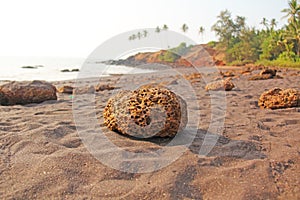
top-left (0, 0), bottom-right (288, 57)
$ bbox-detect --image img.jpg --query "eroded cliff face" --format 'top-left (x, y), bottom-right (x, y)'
top-left (108, 44), bottom-right (225, 67)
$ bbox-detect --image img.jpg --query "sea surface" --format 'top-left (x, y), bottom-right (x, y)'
top-left (0, 56), bottom-right (155, 81)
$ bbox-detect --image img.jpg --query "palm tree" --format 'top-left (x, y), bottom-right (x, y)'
top-left (270, 18), bottom-right (278, 31)
top-left (129, 34), bottom-right (136, 41)
top-left (282, 0), bottom-right (300, 24)
top-left (155, 26), bottom-right (161, 33)
top-left (162, 24), bottom-right (168, 31)
top-left (181, 24), bottom-right (188, 33)
top-left (282, 0), bottom-right (300, 56)
top-left (260, 17), bottom-right (269, 30)
top-left (199, 26), bottom-right (205, 34)
top-left (137, 32), bottom-right (142, 40)
top-left (198, 26), bottom-right (205, 41)
top-left (131, 34), bottom-right (137, 40)
top-left (143, 30), bottom-right (148, 38)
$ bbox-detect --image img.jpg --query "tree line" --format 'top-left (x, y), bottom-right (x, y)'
top-left (211, 0), bottom-right (300, 67)
top-left (128, 0), bottom-right (300, 68)
top-left (128, 24), bottom-right (205, 41)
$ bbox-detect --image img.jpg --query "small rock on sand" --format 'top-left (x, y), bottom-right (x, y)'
top-left (205, 78), bottom-right (235, 91)
top-left (57, 85), bottom-right (74, 94)
top-left (95, 84), bottom-right (118, 92)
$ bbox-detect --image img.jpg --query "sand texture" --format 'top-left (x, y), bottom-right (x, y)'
top-left (0, 66), bottom-right (300, 199)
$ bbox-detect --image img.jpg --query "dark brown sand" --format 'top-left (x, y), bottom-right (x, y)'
top-left (0, 66), bottom-right (299, 199)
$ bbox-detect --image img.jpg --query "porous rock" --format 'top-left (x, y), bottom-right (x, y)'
top-left (103, 85), bottom-right (187, 138)
top-left (0, 80), bottom-right (57, 106)
top-left (205, 78), bottom-right (235, 91)
top-left (258, 88), bottom-right (300, 109)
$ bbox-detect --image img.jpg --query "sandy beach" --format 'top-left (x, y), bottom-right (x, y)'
top-left (0, 66), bottom-right (300, 199)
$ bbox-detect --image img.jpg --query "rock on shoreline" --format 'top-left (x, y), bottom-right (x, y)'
top-left (0, 80), bottom-right (57, 106)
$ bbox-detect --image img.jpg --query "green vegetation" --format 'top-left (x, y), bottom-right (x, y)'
top-left (158, 51), bottom-right (180, 63)
top-left (128, 0), bottom-right (299, 68)
top-left (211, 0), bottom-right (300, 68)
top-left (158, 42), bottom-right (193, 63)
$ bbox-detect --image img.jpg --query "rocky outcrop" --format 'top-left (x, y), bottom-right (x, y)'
top-left (104, 44), bottom-right (223, 67)
top-left (103, 85), bottom-right (187, 138)
top-left (205, 78), bottom-right (235, 91)
top-left (258, 88), bottom-right (300, 109)
top-left (0, 81), bottom-right (57, 106)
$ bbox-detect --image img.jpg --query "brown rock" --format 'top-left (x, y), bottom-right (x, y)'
top-left (184, 73), bottom-right (202, 81)
top-left (240, 67), bottom-right (253, 75)
top-left (103, 85), bottom-right (187, 138)
top-left (73, 86), bottom-right (95, 95)
top-left (220, 70), bottom-right (235, 78)
top-left (248, 74), bottom-right (273, 81)
top-left (0, 80), bottom-right (57, 106)
top-left (258, 88), bottom-right (300, 109)
top-left (248, 68), bottom-right (277, 81)
top-left (205, 78), bottom-right (235, 91)
top-left (259, 69), bottom-right (277, 77)
top-left (57, 86), bottom-right (74, 94)
top-left (248, 74), bottom-right (283, 81)
top-left (95, 84), bottom-right (118, 92)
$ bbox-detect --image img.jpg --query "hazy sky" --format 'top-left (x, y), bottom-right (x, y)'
top-left (0, 0), bottom-right (289, 58)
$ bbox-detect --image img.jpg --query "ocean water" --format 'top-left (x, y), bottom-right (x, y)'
top-left (0, 56), bottom-right (154, 81)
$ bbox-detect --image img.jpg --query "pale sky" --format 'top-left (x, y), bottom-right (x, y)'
top-left (0, 0), bottom-right (288, 58)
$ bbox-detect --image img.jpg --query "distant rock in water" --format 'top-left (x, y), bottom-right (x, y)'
top-left (103, 85), bottom-right (188, 138)
top-left (61, 69), bottom-right (70, 72)
top-left (258, 88), bottom-right (300, 109)
top-left (61, 69), bottom-right (80, 72)
top-left (21, 65), bottom-right (44, 69)
top-left (0, 81), bottom-right (57, 106)
top-left (205, 78), bottom-right (235, 91)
